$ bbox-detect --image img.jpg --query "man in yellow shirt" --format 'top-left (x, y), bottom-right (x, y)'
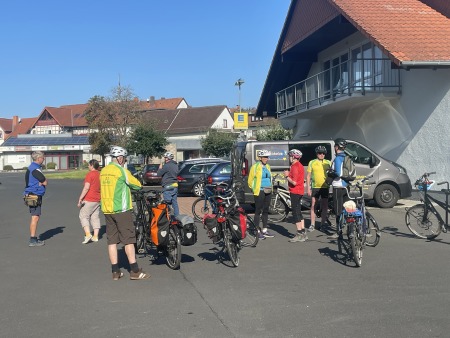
top-left (306, 145), bottom-right (332, 231)
top-left (100, 146), bottom-right (150, 281)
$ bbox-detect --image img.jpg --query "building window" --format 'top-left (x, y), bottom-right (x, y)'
top-left (223, 119), bottom-right (227, 128)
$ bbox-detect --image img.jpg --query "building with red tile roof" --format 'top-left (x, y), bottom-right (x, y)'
top-left (258, 0), bottom-right (450, 187)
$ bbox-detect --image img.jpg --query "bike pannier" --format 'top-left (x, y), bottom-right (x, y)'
top-left (203, 214), bottom-right (221, 243)
top-left (176, 214), bottom-right (198, 246)
top-left (150, 203), bottom-right (170, 246)
top-left (228, 207), bottom-right (247, 241)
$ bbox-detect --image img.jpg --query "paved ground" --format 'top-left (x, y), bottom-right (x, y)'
top-left (1, 172), bottom-right (450, 338)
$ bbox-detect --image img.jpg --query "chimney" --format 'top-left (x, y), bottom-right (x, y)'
top-left (133, 97), bottom-right (139, 102)
top-left (150, 96), bottom-right (155, 102)
top-left (12, 116), bottom-right (19, 131)
top-left (161, 97), bottom-right (165, 100)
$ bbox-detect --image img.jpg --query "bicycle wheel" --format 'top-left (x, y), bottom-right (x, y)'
top-left (192, 197), bottom-right (212, 222)
top-left (165, 227), bottom-right (181, 269)
top-left (268, 194), bottom-right (289, 223)
top-left (349, 223), bottom-right (363, 267)
top-left (135, 222), bottom-right (146, 254)
top-left (405, 204), bottom-right (442, 239)
top-left (364, 211), bottom-right (380, 247)
top-left (241, 215), bottom-right (259, 247)
top-left (224, 225), bottom-right (240, 267)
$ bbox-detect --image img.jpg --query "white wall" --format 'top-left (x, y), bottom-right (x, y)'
top-left (290, 68), bottom-right (450, 186)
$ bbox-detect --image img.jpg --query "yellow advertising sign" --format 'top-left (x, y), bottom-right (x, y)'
top-left (234, 112), bottom-right (248, 130)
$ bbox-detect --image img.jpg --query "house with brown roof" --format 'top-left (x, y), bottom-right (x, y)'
top-left (140, 105), bottom-right (234, 160)
top-left (0, 118), bottom-right (13, 145)
top-left (0, 97), bottom-right (233, 169)
top-left (258, 0), bottom-right (450, 182)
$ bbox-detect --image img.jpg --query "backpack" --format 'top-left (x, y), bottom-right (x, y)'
top-left (150, 203), bottom-right (170, 246)
top-left (342, 151), bottom-right (356, 180)
top-left (228, 207), bottom-right (247, 241)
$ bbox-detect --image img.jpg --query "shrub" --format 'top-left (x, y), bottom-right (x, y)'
top-left (82, 161), bottom-right (89, 169)
top-left (41, 164), bottom-right (46, 170)
top-left (23, 167), bottom-right (28, 170)
top-left (3, 165), bottom-right (13, 171)
top-left (46, 162), bottom-right (56, 170)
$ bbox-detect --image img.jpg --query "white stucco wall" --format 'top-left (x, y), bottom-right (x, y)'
top-left (289, 68), bottom-right (450, 186)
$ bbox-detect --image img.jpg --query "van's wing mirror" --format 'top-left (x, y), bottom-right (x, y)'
top-left (370, 155), bottom-right (380, 167)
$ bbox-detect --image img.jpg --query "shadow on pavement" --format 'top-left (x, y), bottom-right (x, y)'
top-left (318, 240), bottom-right (358, 268)
top-left (40, 226), bottom-right (65, 241)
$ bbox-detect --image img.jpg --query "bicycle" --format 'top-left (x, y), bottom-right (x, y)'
top-left (203, 191), bottom-right (244, 267)
top-left (405, 172), bottom-right (450, 239)
top-left (334, 175), bottom-right (379, 267)
top-left (132, 190), bottom-right (182, 270)
top-left (193, 181), bottom-right (259, 247)
top-left (268, 174), bottom-right (312, 223)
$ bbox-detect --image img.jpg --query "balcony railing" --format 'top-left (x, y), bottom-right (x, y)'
top-left (276, 58), bottom-right (401, 116)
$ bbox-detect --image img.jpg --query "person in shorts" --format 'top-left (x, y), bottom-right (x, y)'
top-left (24, 151), bottom-right (47, 247)
top-left (77, 159), bottom-right (101, 244)
top-left (100, 146), bottom-right (150, 281)
top-left (306, 145), bottom-right (332, 231)
top-left (285, 149), bottom-right (306, 242)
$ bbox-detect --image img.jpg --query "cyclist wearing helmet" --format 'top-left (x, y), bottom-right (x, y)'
top-left (157, 151), bottom-right (179, 216)
top-left (248, 149), bottom-right (275, 239)
top-left (328, 138), bottom-right (350, 239)
top-left (285, 149), bottom-right (306, 242)
top-left (100, 146), bottom-right (150, 280)
top-left (306, 145), bottom-right (332, 231)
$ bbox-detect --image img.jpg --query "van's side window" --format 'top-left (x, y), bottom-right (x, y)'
top-left (346, 143), bottom-right (373, 165)
top-left (289, 143), bottom-right (332, 165)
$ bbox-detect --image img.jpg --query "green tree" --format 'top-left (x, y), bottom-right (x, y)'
top-left (256, 120), bottom-right (292, 141)
top-left (200, 129), bottom-right (237, 157)
top-left (127, 123), bottom-right (169, 164)
top-left (84, 85), bottom-right (141, 147)
top-left (89, 131), bottom-right (113, 166)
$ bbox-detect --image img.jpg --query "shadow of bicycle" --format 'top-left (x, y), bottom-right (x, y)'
top-left (318, 239), bottom-right (359, 268)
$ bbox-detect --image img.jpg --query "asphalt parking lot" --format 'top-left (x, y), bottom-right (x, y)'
top-left (1, 172), bottom-right (450, 338)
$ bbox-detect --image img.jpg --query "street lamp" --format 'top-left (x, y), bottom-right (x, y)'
top-left (234, 78), bottom-right (245, 113)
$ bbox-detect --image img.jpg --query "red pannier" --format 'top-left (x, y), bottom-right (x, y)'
top-left (228, 207), bottom-right (247, 241)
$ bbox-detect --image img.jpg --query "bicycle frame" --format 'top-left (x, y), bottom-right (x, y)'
top-left (417, 179), bottom-right (450, 231)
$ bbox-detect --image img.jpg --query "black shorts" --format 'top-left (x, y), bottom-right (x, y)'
top-left (105, 210), bottom-right (136, 245)
top-left (311, 188), bottom-right (329, 199)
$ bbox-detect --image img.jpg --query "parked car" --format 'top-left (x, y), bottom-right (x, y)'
top-left (206, 161), bottom-right (232, 187)
top-left (127, 164), bottom-right (138, 177)
top-left (177, 161), bottom-right (226, 196)
top-left (139, 163), bottom-right (162, 186)
top-left (178, 157), bottom-right (225, 172)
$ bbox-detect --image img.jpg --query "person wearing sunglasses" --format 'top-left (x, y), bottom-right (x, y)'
top-left (306, 145), bottom-right (332, 231)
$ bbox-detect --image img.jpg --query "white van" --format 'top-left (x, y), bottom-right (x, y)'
top-left (231, 139), bottom-right (412, 208)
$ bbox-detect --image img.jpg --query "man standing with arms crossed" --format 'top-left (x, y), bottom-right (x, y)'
top-left (100, 146), bottom-right (150, 280)
top-left (306, 145), bottom-right (332, 231)
top-left (24, 151), bottom-right (47, 247)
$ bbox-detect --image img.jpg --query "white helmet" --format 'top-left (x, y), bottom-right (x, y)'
top-left (288, 149), bottom-right (302, 159)
top-left (163, 151), bottom-right (174, 160)
top-left (110, 146), bottom-right (127, 157)
top-left (256, 149), bottom-right (270, 158)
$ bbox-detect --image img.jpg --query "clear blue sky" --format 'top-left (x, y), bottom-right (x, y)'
top-left (0, 0), bottom-right (291, 119)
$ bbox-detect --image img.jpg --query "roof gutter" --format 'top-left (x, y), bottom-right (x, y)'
top-left (399, 61), bottom-right (450, 68)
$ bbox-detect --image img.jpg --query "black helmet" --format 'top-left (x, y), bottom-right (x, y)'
top-left (315, 145), bottom-right (327, 154)
top-left (334, 138), bottom-right (347, 149)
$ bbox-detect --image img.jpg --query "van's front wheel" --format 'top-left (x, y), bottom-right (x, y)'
top-left (374, 184), bottom-right (399, 208)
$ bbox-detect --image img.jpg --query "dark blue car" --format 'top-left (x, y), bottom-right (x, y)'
top-left (205, 161), bottom-right (232, 187)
